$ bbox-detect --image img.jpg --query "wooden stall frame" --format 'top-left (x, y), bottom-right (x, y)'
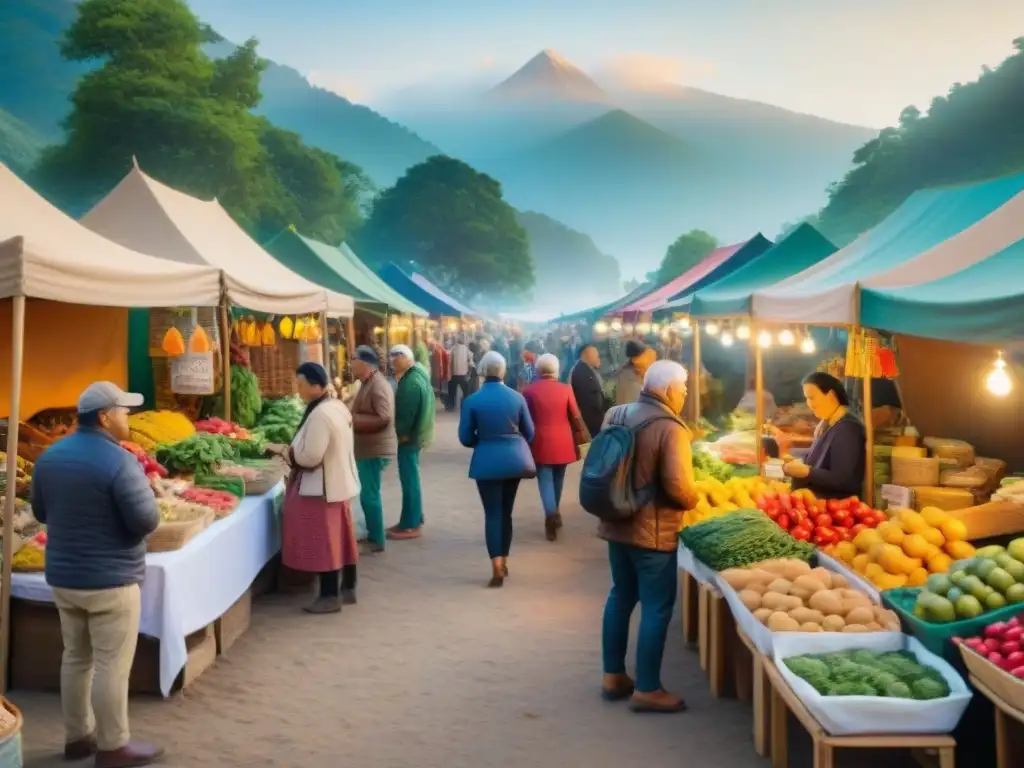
top-left (691, 320), bottom-right (702, 423)
top-left (219, 297), bottom-right (232, 423)
top-left (970, 674), bottom-right (1024, 768)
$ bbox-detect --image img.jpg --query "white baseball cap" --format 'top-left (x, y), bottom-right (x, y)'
top-left (77, 381), bottom-right (144, 413)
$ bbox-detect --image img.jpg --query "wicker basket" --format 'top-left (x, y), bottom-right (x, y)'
top-left (147, 507), bottom-right (215, 553)
top-left (960, 643), bottom-right (1024, 711)
top-left (244, 466), bottom-right (286, 496)
top-left (149, 307), bottom-right (221, 358)
top-left (892, 455), bottom-right (940, 486)
top-left (249, 343), bottom-right (301, 398)
top-left (0, 696), bottom-right (23, 764)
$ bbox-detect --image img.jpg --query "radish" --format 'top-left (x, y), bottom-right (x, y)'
top-left (985, 638), bottom-right (1003, 652)
top-left (986, 623), bottom-right (1007, 639)
top-left (1006, 651), bottom-right (1024, 668)
top-left (1002, 642), bottom-right (1021, 655)
top-left (965, 637), bottom-right (986, 650)
top-left (1013, 666), bottom-right (1024, 679)
top-left (988, 651), bottom-right (1005, 666)
top-left (1004, 626), bottom-right (1023, 643)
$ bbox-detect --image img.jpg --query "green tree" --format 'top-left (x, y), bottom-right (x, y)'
top-left (34, 0), bottom-right (367, 244)
top-left (359, 155), bottom-right (534, 300)
top-left (657, 229), bottom-right (718, 284)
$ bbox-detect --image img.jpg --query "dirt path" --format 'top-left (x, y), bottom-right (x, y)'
top-left (14, 412), bottom-right (836, 767)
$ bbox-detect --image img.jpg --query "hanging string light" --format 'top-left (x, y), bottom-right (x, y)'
top-left (778, 328), bottom-right (796, 346)
top-left (610, 319), bottom-right (622, 332)
top-left (675, 317), bottom-right (690, 330)
top-left (720, 327), bottom-right (735, 347)
top-left (799, 330), bottom-right (816, 354)
top-left (623, 322), bottom-right (635, 335)
top-left (758, 329), bottom-right (773, 348)
top-left (985, 351), bottom-right (1013, 396)
top-left (705, 321), bottom-right (720, 336)
top-left (736, 322), bottom-right (751, 341)
top-left (651, 323), bottom-right (661, 334)
top-left (593, 320), bottom-right (609, 334)
top-left (636, 321), bottom-right (652, 335)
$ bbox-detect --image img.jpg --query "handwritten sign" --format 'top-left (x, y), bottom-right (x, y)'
top-left (170, 352), bottom-right (215, 395)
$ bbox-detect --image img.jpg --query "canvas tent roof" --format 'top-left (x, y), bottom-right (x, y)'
top-left (378, 262), bottom-right (477, 317)
top-left (667, 224), bottom-right (837, 318)
top-left (617, 235), bottom-right (771, 315)
top-left (263, 229), bottom-right (426, 316)
top-left (0, 163), bottom-right (221, 307)
top-left (82, 165), bottom-right (354, 317)
top-left (750, 173), bottom-right (1024, 325)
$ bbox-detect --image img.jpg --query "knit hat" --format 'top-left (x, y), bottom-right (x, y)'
top-left (354, 345), bottom-right (379, 365)
top-left (624, 339), bottom-right (647, 359)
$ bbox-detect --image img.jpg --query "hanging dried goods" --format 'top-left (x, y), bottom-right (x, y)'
top-left (188, 325), bottom-right (211, 354)
top-left (161, 327), bottom-right (186, 357)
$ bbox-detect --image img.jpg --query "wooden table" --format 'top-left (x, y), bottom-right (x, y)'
top-left (679, 569), bottom-right (699, 646)
top-left (763, 658), bottom-right (956, 768)
top-left (970, 675), bottom-right (1024, 768)
top-left (736, 628), bottom-right (770, 757)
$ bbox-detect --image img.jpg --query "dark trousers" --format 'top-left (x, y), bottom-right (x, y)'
top-left (602, 542), bottom-right (677, 693)
top-left (477, 478), bottom-right (521, 558)
top-left (319, 565), bottom-right (357, 597)
top-left (446, 375), bottom-right (471, 411)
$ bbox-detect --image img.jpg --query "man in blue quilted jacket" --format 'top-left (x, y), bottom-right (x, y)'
top-left (32, 382), bottom-right (163, 767)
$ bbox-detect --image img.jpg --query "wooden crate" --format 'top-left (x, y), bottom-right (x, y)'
top-left (737, 628), bottom-right (771, 758)
top-left (970, 674), bottom-right (1024, 768)
top-left (214, 589), bottom-right (252, 655)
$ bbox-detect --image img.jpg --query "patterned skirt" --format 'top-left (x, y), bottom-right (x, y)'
top-left (281, 473), bottom-right (358, 572)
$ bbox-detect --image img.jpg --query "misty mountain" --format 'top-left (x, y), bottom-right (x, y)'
top-left (486, 49), bottom-right (606, 103)
top-left (0, 0), bottom-right (440, 186)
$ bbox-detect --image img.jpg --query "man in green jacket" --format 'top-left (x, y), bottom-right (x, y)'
top-left (387, 344), bottom-right (435, 539)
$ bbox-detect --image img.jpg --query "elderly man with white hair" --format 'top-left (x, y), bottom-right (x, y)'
top-left (522, 353), bottom-right (589, 541)
top-left (458, 350), bottom-right (536, 587)
top-left (386, 344), bottom-right (435, 540)
top-left (597, 359), bottom-right (698, 714)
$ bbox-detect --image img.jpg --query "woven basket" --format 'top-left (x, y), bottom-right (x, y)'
top-left (892, 456), bottom-right (940, 486)
top-left (147, 507), bottom-right (215, 553)
top-left (0, 696), bottom-right (23, 753)
top-left (249, 343), bottom-right (301, 398)
top-left (149, 307), bottom-right (221, 358)
top-left (244, 466), bottom-right (286, 496)
top-left (152, 353), bottom-right (223, 410)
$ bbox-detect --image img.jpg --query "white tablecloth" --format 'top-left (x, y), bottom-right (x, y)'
top-left (10, 483), bottom-right (284, 696)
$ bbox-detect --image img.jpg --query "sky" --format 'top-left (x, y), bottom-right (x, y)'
top-left (187, 0), bottom-right (1024, 127)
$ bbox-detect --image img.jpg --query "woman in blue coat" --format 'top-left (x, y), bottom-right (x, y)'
top-left (459, 351), bottom-right (536, 587)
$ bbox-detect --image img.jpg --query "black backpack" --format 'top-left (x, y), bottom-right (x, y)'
top-left (578, 405), bottom-right (680, 522)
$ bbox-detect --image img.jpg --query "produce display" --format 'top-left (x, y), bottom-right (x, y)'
top-left (157, 496), bottom-right (213, 522)
top-left (12, 530), bottom-right (47, 571)
top-left (721, 558), bottom-right (900, 633)
top-left (784, 649), bottom-right (951, 699)
top-left (128, 410), bottom-right (196, 451)
top-left (0, 450), bottom-right (33, 498)
top-left (957, 615), bottom-right (1024, 677)
top-left (254, 397), bottom-right (304, 444)
top-left (193, 474), bottom-right (245, 498)
top-left (692, 448), bottom-right (738, 483)
top-left (155, 433), bottom-right (235, 477)
top-left (684, 476), bottom-right (790, 527)
top-left (679, 509), bottom-right (816, 570)
top-left (225, 365), bottom-right (262, 428)
top-left (194, 417), bottom-right (251, 439)
top-left (179, 487), bottom-right (238, 515)
top-left (912, 538), bottom-right (1024, 623)
top-left (120, 441), bottom-right (168, 478)
top-left (0, 497), bottom-right (41, 538)
top-left (829, 507), bottom-right (974, 591)
top-left (760, 491), bottom-right (886, 547)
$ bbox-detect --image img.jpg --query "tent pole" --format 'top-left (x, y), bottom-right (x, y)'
top-left (319, 311), bottom-right (330, 380)
top-left (219, 301), bottom-right (232, 423)
top-left (691, 321), bottom-right (702, 424)
top-left (853, 283), bottom-right (874, 506)
top-left (346, 316), bottom-right (356, 377)
top-left (0, 295), bottom-right (26, 692)
top-left (755, 322), bottom-right (765, 475)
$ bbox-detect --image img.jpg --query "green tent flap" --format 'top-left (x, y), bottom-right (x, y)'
top-left (860, 238), bottom-right (1024, 343)
top-left (127, 308), bottom-right (156, 409)
top-left (263, 229), bottom-right (427, 316)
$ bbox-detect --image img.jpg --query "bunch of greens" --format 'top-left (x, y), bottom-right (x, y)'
top-left (205, 365), bottom-right (263, 428)
top-left (156, 433), bottom-right (235, 477)
top-left (723, 408), bottom-right (757, 433)
top-left (693, 448), bottom-right (735, 483)
top-left (679, 508), bottom-right (815, 569)
top-left (232, 433), bottom-right (268, 459)
top-left (254, 397), bottom-right (304, 444)
top-left (785, 649), bottom-right (950, 699)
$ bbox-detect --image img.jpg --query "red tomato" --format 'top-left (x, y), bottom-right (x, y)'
top-left (797, 520), bottom-right (815, 537)
top-left (815, 527), bottom-right (839, 546)
top-left (836, 499), bottom-right (853, 511)
top-left (854, 505), bottom-right (873, 521)
top-left (835, 516), bottom-right (855, 529)
top-left (791, 527), bottom-right (811, 541)
top-left (850, 524), bottom-right (866, 537)
top-left (776, 513), bottom-right (791, 531)
top-left (831, 508), bottom-right (849, 522)
top-left (814, 514), bottom-right (832, 528)
top-left (779, 494), bottom-right (793, 511)
top-left (825, 499), bottom-right (839, 514)
top-left (756, 496), bottom-right (770, 510)
top-left (790, 508), bottom-right (806, 525)
top-left (763, 506), bottom-right (780, 520)
top-left (836, 527), bottom-right (853, 541)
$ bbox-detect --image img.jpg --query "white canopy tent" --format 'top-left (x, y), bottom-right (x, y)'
top-left (750, 176), bottom-right (1024, 325)
top-left (82, 163), bottom-right (355, 317)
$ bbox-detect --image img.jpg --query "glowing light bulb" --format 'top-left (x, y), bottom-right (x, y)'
top-left (986, 353), bottom-right (1013, 396)
top-left (778, 329), bottom-right (796, 346)
top-left (593, 321), bottom-right (609, 334)
top-left (651, 323), bottom-right (661, 333)
top-left (705, 321), bottom-right (720, 336)
top-left (757, 330), bottom-right (773, 348)
top-left (720, 331), bottom-right (735, 347)
top-left (676, 317), bottom-right (690, 329)
top-left (736, 323), bottom-right (751, 340)
top-left (800, 335), bottom-right (816, 354)
top-left (610, 320), bottom-right (622, 332)
top-left (636, 321), bottom-right (651, 335)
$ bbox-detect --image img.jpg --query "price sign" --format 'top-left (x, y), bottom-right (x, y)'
top-left (880, 484), bottom-right (913, 512)
top-left (170, 352), bottom-right (215, 395)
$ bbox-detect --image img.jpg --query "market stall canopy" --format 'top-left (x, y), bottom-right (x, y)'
top-left (670, 224), bottom-right (837, 318)
top-left (750, 172), bottom-right (1024, 325)
top-left (548, 281), bottom-right (655, 324)
top-left (617, 234), bottom-right (772, 316)
top-left (377, 262), bottom-right (477, 317)
top-left (0, 163), bottom-right (221, 307)
top-left (81, 165), bottom-right (355, 317)
top-left (263, 228), bottom-right (427, 316)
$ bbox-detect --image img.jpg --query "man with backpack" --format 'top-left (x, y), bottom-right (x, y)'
top-left (580, 360), bottom-right (698, 714)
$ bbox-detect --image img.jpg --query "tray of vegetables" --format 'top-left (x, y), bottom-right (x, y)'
top-left (155, 433), bottom-right (235, 477)
top-left (121, 441), bottom-right (168, 479)
top-left (679, 508), bottom-right (816, 571)
top-left (774, 633), bottom-right (971, 735)
top-left (178, 486), bottom-right (239, 518)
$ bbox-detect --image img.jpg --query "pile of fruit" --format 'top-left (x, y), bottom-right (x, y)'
top-left (829, 507), bottom-right (973, 590)
top-left (120, 441), bottom-right (168, 479)
top-left (683, 476), bottom-right (790, 527)
top-left (11, 530), bottom-right (47, 571)
top-left (956, 615), bottom-right (1024, 678)
top-left (785, 649), bottom-right (951, 699)
top-left (0, 450), bottom-right (33, 498)
top-left (912, 540), bottom-right (1024, 623)
top-left (679, 509), bottom-right (816, 570)
top-left (760, 491), bottom-right (886, 547)
top-left (128, 411), bottom-right (196, 451)
top-left (722, 558), bottom-right (900, 633)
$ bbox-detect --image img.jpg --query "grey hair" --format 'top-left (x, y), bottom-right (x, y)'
top-left (388, 344), bottom-right (414, 361)
top-left (536, 353), bottom-right (560, 377)
top-left (479, 350), bottom-right (507, 378)
top-left (643, 360), bottom-right (688, 394)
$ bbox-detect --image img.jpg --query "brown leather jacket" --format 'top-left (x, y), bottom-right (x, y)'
top-left (597, 393), bottom-right (699, 552)
top-left (350, 370), bottom-right (397, 460)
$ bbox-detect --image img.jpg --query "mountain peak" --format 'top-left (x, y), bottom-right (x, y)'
top-left (487, 49), bottom-right (606, 103)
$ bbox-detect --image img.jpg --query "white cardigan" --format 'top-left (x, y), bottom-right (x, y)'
top-left (290, 399), bottom-right (361, 503)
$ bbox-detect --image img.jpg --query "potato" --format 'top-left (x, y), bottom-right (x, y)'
top-left (788, 607), bottom-right (825, 626)
top-left (767, 612), bottom-right (801, 632)
top-left (766, 578), bottom-right (793, 595)
top-left (745, 582), bottom-right (769, 595)
top-left (792, 574), bottom-right (828, 596)
top-left (745, 568), bottom-right (776, 584)
top-left (845, 607), bottom-right (875, 626)
top-left (762, 593), bottom-right (803, 612)
top-left (809, 567), bottom-right (834, 588)
top-left (865, 622), bottom-right (883, 631)
top-left (780, 560), bottom-right (812, 581)
top-left (721, 569), bottom-right (754, 590)
top-left (799, 622), bottom-right (823, 633)
top-left (808, 590), bottom-right (843, 616)
top-left (756, 560), bottom-right (791, 576)
top-left (739, 589), bottom-right (762, 611)
top-left (840, 588), bottom-right (870, 603)
top-left (830, 573), bottom-right (849, 588)
top-left (842, 623), bottom-right (871, 633)
top-left (753, 608), bottom-right (773, 623)
top-left (821, 614), bottom-right (846, 632)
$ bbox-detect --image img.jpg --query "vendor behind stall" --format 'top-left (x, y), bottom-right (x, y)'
top-left (782, 372), bottom-right (866, 499)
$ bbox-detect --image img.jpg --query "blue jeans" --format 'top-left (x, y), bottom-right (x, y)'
top-left (396, 446), bottom-right (423, 530)
top-left (602, 541), bottom-right (678, 693)
top-left (477, 479), bottom-right (520, 558)
top-left (536, 464), bottom-right (567, 517)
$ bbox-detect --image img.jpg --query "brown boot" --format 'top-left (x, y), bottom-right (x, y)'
top-left (629, 689), bottom-right (688, 713)
top-left (601, 673), bottom-right (635, 701)
top-left (303, 595), bottom-right (341, 614)
top-left (488, 558), bottom-right (504, 588)
top-left (94, 741), bottom-right (164, 768)
top-left (64, 733), bottom-right (97, 760)
top-left (545, 515), bottom-right (558, 542)
top-left (501, 557), bottom-right (509, 577)
top-left (553, 510), bottom-right (564, 529)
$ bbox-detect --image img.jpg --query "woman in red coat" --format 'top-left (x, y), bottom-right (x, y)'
top-left (522, 353), bottom-right (590, 541)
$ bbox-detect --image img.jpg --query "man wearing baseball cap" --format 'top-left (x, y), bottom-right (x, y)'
top-left (31, 382), bottom-right (163, 766)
